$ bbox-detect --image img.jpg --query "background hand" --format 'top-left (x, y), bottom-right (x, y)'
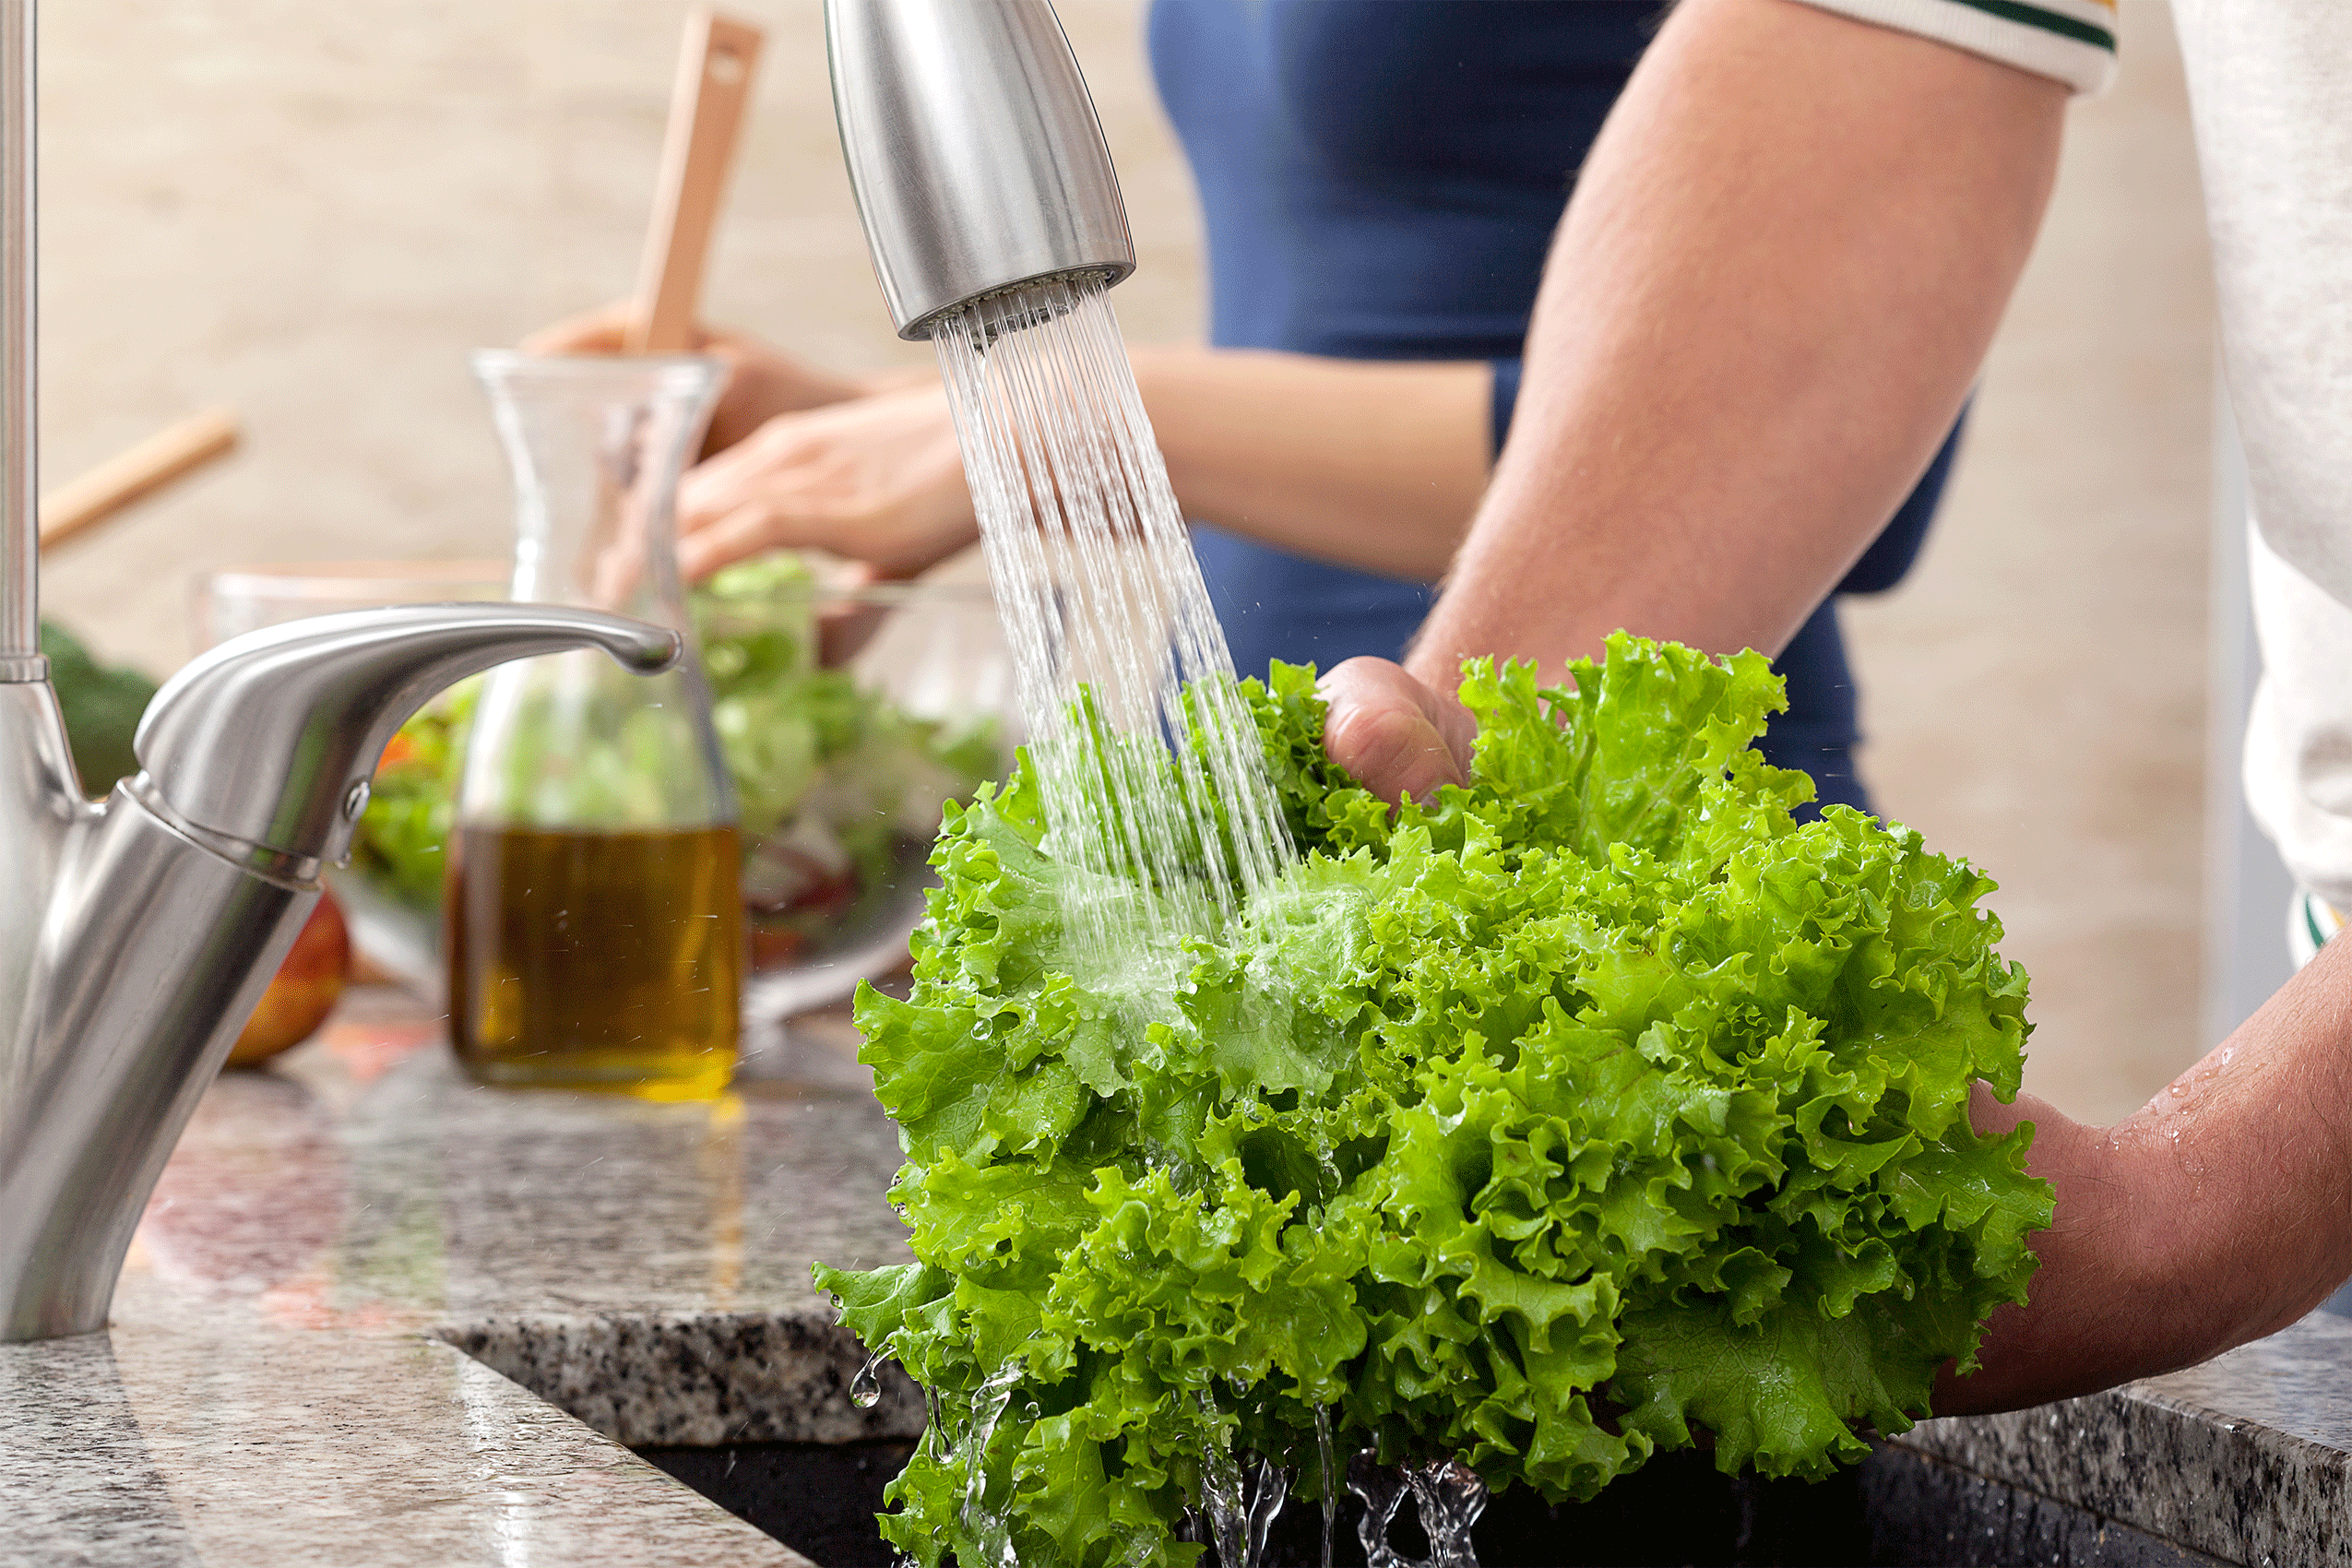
top-left (1316, 657), bottom-right (1477, 804)
top-left (522, 301), bottom-right (872, 455)
top-left (674, 383), bottom-right (976, 582)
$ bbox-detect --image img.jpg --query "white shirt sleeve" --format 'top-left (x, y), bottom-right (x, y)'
top-left (1786, 0), bottom-right (2119, 96)
top-left (2244, 525), bottom-right (2352, 912)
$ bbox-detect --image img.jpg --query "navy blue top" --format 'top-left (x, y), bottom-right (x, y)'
top-left (1147, 0), bottom-right (1961, 814)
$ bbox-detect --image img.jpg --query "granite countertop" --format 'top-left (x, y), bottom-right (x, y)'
top-left (0, 991), bottom-right (923, 1567)
top-left (1880, 1313), bottom-right (2352, 1567)
top-left (2, 988), bottom-right (2347, 1567)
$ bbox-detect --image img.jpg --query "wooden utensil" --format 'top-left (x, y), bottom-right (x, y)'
top-left (38, 407), bottom-right (240, 552)
top-left (624, 7), bottom-right (766, 354)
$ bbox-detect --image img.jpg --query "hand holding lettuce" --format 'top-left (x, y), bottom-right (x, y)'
top-left (816, 634), bottom-right (2049, 1568)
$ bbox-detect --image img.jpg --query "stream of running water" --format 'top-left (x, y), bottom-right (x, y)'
top-left (932, 272), bottom-right (1294, 984)
top-left (1182, 1446), bottom-right (1488, 1568)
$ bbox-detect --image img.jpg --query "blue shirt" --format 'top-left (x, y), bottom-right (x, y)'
top-left (1148, 0), bottom-right (1958, 814)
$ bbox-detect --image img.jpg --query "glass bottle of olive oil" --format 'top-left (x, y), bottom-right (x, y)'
top-left (449, 352), bottom-right (742, 1099)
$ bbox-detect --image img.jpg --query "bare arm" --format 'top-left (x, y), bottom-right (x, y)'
top-left (668, 347), bottom-right (1489, 582)
top-left (1324, 0), bottom-right (2067, 814)
top-left (1134, 347), bottom-right (1488, 582)
top-left (1937, 932), bottom-right (2352, 1415)
top-left (1403, 0), bottom-right (2064, 692)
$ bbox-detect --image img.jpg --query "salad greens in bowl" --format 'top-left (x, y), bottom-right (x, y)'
top-left (343, 554), bottom-right (1013, 1015)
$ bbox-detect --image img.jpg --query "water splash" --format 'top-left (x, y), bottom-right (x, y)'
top-left (1313, 1408), bottom-right (1340, 1568)
top-left (1348, 1449), bottom-right (1412, 1568)
top-left (1347, 1449), bottom-right (1487, 1568)
top-left (1194, 1448), bottom-right (1294, 1568)
top-left (1403, 1459), bottom-right (1488, 1568)
top-left (933, 275), bottom-right (1295, 982)
top-left (957, 1362), bottom-right (1028, 1568)
top-left (927, 267), bottom-right (1324, 1568)
top-left (1244, 1457), bottom-right (1291, 1568)
top-left (1197, 1420), bottom-right (1250, 1568)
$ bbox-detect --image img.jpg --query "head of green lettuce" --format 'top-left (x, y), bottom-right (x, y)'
top-left (817, 633), bottom-right (2050, 1568)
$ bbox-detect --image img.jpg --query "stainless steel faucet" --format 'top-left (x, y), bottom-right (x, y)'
top-left (0, 0), bottom-right (683, 1341)
top-left (825, 0), bottom-right (1134, 339)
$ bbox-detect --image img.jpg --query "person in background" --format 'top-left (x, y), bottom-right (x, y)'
top-left (1310, 0), bottom-right (2352, 1415)
top-left (537, 2), bottom-right (1970, 817)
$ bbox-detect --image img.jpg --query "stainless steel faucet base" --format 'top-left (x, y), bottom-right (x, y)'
top-left (0, 607), bottom-right (683, 1342)
top-left (3, 790), bottom-right (315, 1340)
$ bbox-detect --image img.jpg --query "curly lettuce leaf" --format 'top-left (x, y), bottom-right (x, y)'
top-left (818, 633), bottom-right (2050, 1568)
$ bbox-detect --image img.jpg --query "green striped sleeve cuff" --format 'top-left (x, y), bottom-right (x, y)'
top-left (1791, 0), bottom-right (2119, 96)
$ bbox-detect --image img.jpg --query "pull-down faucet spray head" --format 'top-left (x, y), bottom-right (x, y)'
top-left (825, 0), bottom-right (1135, 340)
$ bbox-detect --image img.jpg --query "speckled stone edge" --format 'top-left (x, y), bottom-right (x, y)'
top-left (1898, 1390), bottom-right (2346, 1568)
top-left (1864, 1444), bottom-right (2236, 1566)
top-left (434, 1311), bottom-right (926, 1449)
top-left (1896, 1322), bottom-right (2352, 1568)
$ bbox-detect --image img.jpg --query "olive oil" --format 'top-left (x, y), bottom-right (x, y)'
top-left (445, 825), bottom-right (743, 1099)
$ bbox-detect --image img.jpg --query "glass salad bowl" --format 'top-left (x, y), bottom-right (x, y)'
top-left (199, 559), bottom-right (513, 645)
top-left (213, 556), bottom-right (1018, 1050)
top-left (695, 559), bottom-right (1016, 1029)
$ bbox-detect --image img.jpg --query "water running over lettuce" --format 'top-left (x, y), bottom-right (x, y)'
top-left (933, 275), bottom-right (1294, 983)
top-left (816, 635), bottom-right (2051, 1568)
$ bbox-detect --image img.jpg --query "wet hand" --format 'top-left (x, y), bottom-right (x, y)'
top-left (1317, 657), bottom-right (1478, 805)
top-left (521, 301), bottom-right (869, 455)
top-left (675, 383), bottom-right (978, 582)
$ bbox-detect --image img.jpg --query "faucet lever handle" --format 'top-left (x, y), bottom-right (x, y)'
top-left (133, 603), bottom-right (680, 870)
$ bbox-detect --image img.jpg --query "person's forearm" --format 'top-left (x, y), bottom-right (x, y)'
top-left (1131, 346), bottom-right (1490, 581)
top-left (1406, 0), bottom-right (2065, 691)
top-left (854, 362), bottom-right (944, 396)
top-left (1941, 934), bottom-right (2352, 1415)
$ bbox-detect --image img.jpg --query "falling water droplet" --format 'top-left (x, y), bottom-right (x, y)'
top-left (849, 1352), bottom-right (885, 1408)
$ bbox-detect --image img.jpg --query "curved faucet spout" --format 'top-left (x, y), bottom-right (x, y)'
top-left (135, 603), bottom-right (680, 870)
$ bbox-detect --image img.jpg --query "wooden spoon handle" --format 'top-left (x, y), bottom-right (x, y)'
top-left (38, 407), bottom-right (240, 552)
top-left (625, 7), bottom-right (766, 355)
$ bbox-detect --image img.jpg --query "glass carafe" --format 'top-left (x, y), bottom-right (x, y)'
top-left (447, 352), bottom-right (742, 1099)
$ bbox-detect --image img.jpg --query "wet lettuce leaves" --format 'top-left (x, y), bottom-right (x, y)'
top-left (814, 634), bottom-right (2049, 1568)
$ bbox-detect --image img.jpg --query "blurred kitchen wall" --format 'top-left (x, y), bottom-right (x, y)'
top-left (34, 0), bottom-right (1202, 672)
top-left (37, 0), bottom-right (2215, 1124)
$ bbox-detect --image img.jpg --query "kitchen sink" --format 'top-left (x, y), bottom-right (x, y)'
top-left (637, 1440), bottom-right (918, 1568)
top-left (635, 1440), bottom-right (1895, 1567)
top-left (637, 1431), bottom-right (2234, 1566)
